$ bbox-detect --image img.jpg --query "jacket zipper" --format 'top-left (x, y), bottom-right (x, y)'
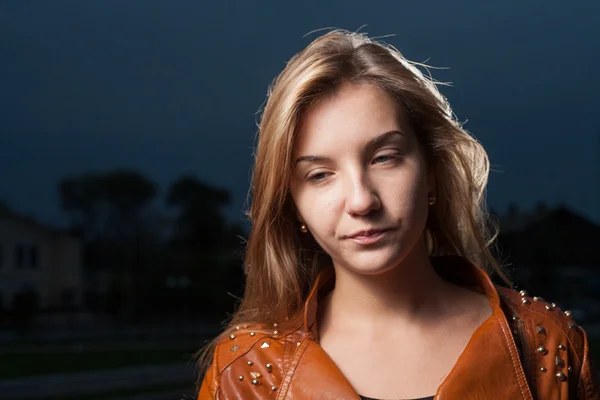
top-left (516, 319), bottom-right (532, 386)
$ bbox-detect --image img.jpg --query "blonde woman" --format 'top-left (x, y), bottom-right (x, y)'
top-left (196, 30), bottom-right (598, 399)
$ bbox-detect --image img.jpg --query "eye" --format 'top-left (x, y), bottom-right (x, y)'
top-left (307, 171), bottom-right (331, 182)
top-left (372, 153), bottom-right (400, 164)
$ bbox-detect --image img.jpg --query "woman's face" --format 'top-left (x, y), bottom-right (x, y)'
top-left (290, 82), bottom-right (432, 275)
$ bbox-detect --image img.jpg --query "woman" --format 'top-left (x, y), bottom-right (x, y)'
top-left (197, 30), bottom-right (598, 399)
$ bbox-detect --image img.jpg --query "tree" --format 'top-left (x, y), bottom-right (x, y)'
top-left (58, 169), bottom-right (158, 317)
top-left (166, 175), bottom-right (231, 252)
top-left (58, 169), bottom-right (157, 242)
top-left (166, 175), bottom-right (245, 316)
top-left (101, 169), bottom-right (157, 241)
top-left (0, 292), bottom-right (5, 328)
top-left (58, 173), bottom-right (104, 241)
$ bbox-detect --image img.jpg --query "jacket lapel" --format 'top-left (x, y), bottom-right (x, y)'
top-left (434, 308), bottom-right (534, 399)
top-left (432, 256), bottom-right (534, 399)
top-left (283, 340), bottom-right (361, 400)
top-left (289, 256), bottom-right (535, 400)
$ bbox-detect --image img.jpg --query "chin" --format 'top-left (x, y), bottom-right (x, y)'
top-left (342, 248), bottom-right (405, 276)
top-left (335, 230), bottom-right (428, 276)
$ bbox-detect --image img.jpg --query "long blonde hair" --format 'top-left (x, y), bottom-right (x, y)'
top-left (196, 29), bottom-right (507, 380)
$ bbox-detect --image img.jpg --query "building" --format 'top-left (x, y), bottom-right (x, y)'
top-left (497, 204), bottom-right (600, 322)
top-left (0, 204), bottom-right (83, 312)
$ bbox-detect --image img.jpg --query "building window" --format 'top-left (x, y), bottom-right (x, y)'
top-left (29, 246), bottom-right (38, 269)
top-left (14, 245), bottom-right (24, 269)
top-left (14, 245), bottom-right (39, 269)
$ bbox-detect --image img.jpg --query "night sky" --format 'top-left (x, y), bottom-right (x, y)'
top-left (1, 0), bottom-right (599, 227)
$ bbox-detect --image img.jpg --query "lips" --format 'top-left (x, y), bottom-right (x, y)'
top-left (345, 228), bottom-right (391, 239)
top-left (345, 228), bottom-right (392, 245)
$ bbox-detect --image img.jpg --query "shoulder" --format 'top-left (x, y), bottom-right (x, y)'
top-left (497, 287), bottom-right (584, 351)
top-left (198, 318), bottom-right (308, 399)
top-left (497, 286), bottom-right (598, 399)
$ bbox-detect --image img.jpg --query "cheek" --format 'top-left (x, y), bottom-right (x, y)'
top-left (291, 186), bottom-right (340, 241)
top-left (383, 165), bottom-right (430, 222)
top-left (410, 178), bottom-right (431, 230)
top-left (300, 195), bottom-right (337, 231)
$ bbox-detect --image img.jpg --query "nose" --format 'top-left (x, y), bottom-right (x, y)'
top-left (344, 172), bottom-right (381, 216)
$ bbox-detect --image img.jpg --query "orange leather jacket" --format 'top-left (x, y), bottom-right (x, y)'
top-left (198, 256), bottom-right (599, 399)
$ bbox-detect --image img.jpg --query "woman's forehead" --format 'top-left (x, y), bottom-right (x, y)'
top-left (293, 82), bottom-right (410, 155)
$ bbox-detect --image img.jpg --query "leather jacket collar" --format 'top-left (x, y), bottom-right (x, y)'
top-left (198, 256), bottom-right (599, 399)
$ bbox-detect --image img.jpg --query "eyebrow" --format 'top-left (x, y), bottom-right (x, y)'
top-left (367, 130), bottom-right (404, 148)
top-left (294, 130), bottom-right (404, 167)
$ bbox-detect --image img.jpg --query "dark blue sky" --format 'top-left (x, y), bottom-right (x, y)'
top-left (1, 0), bottom-right (599, 226)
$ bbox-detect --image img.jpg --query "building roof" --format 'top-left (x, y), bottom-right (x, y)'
top-left (0, 203), bottom-right (72, 237)
top-left (499, 205), bottom-right (599, 235)
top-left (498, 205), bottom-right (600, 266)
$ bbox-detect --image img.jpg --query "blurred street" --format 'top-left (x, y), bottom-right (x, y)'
top-left (0, 363), bottom-right (196, 400)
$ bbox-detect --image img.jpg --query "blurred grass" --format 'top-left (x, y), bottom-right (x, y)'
top-left (2, 339), bottom-right (598, 381)
top-left (19, 382), bottom-right (194, 400)
top-left (0, 348), bottom-right (196, 379)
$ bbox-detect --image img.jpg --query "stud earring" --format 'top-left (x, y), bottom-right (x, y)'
top-left (300, 224), bottom-right (308, 233)
top-left (428, 196), bottom-right (436, 206)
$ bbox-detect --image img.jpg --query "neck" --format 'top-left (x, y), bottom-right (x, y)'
top-left (320, 242), bottom-right (455, 335)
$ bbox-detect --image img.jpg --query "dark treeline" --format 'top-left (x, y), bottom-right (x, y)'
top-left (3, 171), bottom-right (599, 330)
top-left (59, 168), bottom-right (247, 322)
